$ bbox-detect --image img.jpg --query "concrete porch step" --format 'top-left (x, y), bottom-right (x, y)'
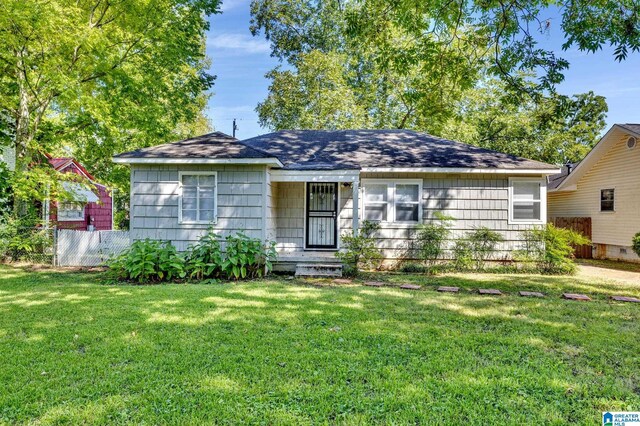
top-left (295, 263), bottom-right (343, 278)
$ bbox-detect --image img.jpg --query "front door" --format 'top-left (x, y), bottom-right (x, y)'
top-left (306, 182), bottom-right (338, 249)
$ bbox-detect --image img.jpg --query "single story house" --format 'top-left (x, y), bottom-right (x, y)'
top-left (113, 130), bottom-right (559, 270)
top-left (45, 156), bottom-right (113, 231)
top-left (548, 123), bottom-right (640, 262)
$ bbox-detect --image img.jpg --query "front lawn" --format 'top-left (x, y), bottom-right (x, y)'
top-left (1, 265), bottom-right (639, 424)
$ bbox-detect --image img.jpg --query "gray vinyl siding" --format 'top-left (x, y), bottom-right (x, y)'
top-left (130, 164), bottom-right (266, 251)
top-left (360, 172), bottom-right (542, 259)
top-left (273, 182), bottom-right (305, 251)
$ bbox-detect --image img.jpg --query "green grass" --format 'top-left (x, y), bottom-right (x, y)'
top-left (0, 265), bottom-right (639, 425)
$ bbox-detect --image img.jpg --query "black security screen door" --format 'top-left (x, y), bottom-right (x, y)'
top-left (306, 182), bottom-right (338, 249)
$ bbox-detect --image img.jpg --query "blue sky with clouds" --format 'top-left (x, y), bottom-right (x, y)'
top-left (205, 1), bottom-right (640, 140)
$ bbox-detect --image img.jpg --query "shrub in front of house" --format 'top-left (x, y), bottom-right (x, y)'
top-left (413, 212), bottom-right (454, 273)
top-left (336, 220), bottom-right (383, 276)
top-left (221, 232), bottom-right (277, 280)
top-left (108, 239), bottom-right (187, 283)
top-left (632, 232), bottom-right (640, 258)
top-left (514, 224), bottom-right (590, 274)
top-left (107, 230), bottom-right (277, 284)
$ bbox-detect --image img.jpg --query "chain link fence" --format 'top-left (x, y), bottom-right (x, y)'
top-left (56, 229), bottom-right (130, 267)
top-left (0, 226), bottom-right (130, 267)
top-left (0, 226), bottom-right (55, 265)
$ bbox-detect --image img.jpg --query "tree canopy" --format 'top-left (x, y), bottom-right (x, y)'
top-left (251, 0), bottom-right (635, 163)
top-left (1, 0), bottom-right (219, 204)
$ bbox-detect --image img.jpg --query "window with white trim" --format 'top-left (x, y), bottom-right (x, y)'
top-left (362, 180), bottom-right (422, 223)
top-left (600, 188), bottom-right (614, 212)
top-left (179, 172), bottom-right (217, 223)
top-left (509, 178), bottom-right (544, 223)
top-left (58, 202), bottom-right (85, 221)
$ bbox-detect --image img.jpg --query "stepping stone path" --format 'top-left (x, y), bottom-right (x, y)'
top-left (478, 288), bottom-right (502, 295)
top-left (519, 291), bottom-right (545, 298)
top-left (363, 281), bottom-right (384, 287)
top-left (437, 286), bottom-right (459, 293)
top-left (611, 295), bottom-right (640, 303)
top-left (333, 279), bottom-right (352, 284)
top-left (562, 293), bottom-right (591, 301)
top-left (400, 284), bottom-right (421, 291)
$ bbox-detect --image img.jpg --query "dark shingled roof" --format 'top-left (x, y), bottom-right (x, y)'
top-left (618, 123), bottom-right (640, 135)
top-left (547, 163), bottom-right (579, 189)
top-left (113, 132), bottom-right (273, 160)
top-left (239, 129), bottom-right (555, 170)
top-left (115, 129), bottom-right (557, 170)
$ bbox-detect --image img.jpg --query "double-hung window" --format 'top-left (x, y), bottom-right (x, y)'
top-left (600, 188), bottom-right (614, 212)
top-left (179, 172), bottom-right (217, 223)
top-left (58, 202), bottom-right (85, 221)
top-left (363, 180), bottom-right (422, 224)
top-left (508, 178), bottom-right (545, 224)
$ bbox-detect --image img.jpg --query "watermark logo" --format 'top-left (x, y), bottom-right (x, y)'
top-left (603, 412), bottom-right (640, 426)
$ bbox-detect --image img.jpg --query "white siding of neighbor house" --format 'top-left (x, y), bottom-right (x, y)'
top-left (548, 132), bottom-right (640, 261)
top-left (130, 164), bottom-right (265, 251)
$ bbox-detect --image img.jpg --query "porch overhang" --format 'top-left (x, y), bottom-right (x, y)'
top-left (269, 169), bottom-right (360, 183)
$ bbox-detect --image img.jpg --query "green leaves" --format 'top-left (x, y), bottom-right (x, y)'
top-left (1, 0), bottom-right (219, 203)
top-left (335, 220), bottom-right (383, 276)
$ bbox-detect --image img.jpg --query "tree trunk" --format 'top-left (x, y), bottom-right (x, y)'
top-left (13, 50), bottom-right (33, 216)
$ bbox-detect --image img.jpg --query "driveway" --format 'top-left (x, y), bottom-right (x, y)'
top-left (578, 264), bottom-right (640, 284)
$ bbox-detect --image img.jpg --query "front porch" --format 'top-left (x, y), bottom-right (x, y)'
top-left (267, 169), bottom-right (361, 275)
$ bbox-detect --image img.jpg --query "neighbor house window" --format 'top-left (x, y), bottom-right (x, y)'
top-left (508, 178), bottom-right (545, 224)
top-left (362, 180), bottom-right (422, 223)
top-left (600, 188), bottom-right (614, 212)
top-left (179, 172), bottom-right (217, 223)
top-left (58, 202), bottom-right (85, 221)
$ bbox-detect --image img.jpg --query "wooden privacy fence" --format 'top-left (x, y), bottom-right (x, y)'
top-left (549, 217), bottom-right (592, 259)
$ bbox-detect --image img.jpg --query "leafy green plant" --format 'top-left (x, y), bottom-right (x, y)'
top-left (514, 224), bottom-right (590, 275)
top-left (452, 239), bottom-right (474, 271)
top-left (399, 262), bottom-right (427, 274)
top-left (336, 220), bottom-right (383, 276)
top-left (107, 239), bottom-right (186, 283)
top-left (632, 232), bottom-right (640, 258)
top-left (221, 232), bottom-right (277, 280)
top-left (467, 227), bottom-right (504, 270)
top-left (0, 213), bottom-right (52, 263)
top-left (185, 228), bottom-right (224, 281)
top-left (413, 212), bottom-right (454, 272)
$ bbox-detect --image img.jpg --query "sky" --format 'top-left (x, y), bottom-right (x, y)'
top-left (205, 1), bottom-right (640, 140)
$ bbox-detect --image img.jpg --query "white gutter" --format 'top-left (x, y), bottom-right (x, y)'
top-left (360, 167), bottom-right (561, 175)
top-left (112, 157), bottom-right (284, 167)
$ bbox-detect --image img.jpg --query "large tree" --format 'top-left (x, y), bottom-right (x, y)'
top-left (0, 0), bottom-right (218, 204)
top-left (251, 0), bottom-right (636, 162)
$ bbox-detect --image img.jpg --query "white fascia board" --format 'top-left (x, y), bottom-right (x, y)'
top-left (112, 157), bottom-right (283, 167)
top-left (360, 167), bottom-right (561, 175)
top-left (270, 169), bottom-right (360, 182)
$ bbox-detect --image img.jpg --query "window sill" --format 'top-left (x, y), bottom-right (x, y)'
top-left (508, 219), bottom-right (545, 225)
top-left (179, 221), bottom-right (218, 226)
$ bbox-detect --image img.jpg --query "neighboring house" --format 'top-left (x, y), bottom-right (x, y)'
top-left (46, 156), bottom-right (113, 231)
top-left (113, 130), bottom-right (559, 270)
top-left (548, 124), bottom-right (640, 262)
top-left (0, 145), bottom-right (16, 171)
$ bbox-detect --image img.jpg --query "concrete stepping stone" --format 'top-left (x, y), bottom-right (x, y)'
top-left (611, 295), bottom-right (640, 303)
top-left (437, 286), bottom-right (459, 293)
top-left (363, 281), bottom-right (384, 287)
top-left (478, 288), bottom-right (502, 295)
top-left (519, 291), bottom-right (545, 298)
top-left (400, 284), bottom-right (421, 290)
top-left (562, 293), bottom-right (591, 301)
top-left (333, 278), bottom-right (352, 284)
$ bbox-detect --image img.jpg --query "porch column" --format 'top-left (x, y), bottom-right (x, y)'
top-left (352, 180), bottom-right (359, 236)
